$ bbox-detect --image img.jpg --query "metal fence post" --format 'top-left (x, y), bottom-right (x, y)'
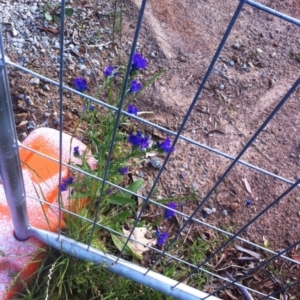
top-left (0, 27), bottom-right (30, 241)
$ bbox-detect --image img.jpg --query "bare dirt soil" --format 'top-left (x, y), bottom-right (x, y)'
top-left (3, 0), bottom-right (300, 298)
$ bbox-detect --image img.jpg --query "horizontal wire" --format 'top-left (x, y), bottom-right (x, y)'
top-left (6, 60), bottom-right (299, 189)
top-left (26, 190), bottom-right (275, 299)
top-left (20, 143), bottom-right (300, 265)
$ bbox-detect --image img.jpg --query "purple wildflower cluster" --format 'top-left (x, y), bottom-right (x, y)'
top-left (155, 230), bottom-right (168, 246)
top-left (164, 202), bottom-right (177, 220)
top-left (132, 53), bottom-right (147, 72)
top-left (246, 199), bottom-right (252, 206)
top-left (59, 176), bottom-right (74, 192)
top-left (129, 80), bottom-right (142, 93)
top-left (118, 167), bottom-right (129, 175)
top-left (158, 137), bottom-right (174, 153)
top-left (74, 77), bottom-right (88, 92)
top-left (104, 65), bottom-right (118, 77)
top-left (128, 131), bottom-right (150, 150)
top-left (73, 146), bottom-right (80, 156)
top-left (127, 104), bottom-right (139, 116)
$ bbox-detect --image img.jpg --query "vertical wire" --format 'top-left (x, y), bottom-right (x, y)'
top-left (148, 67), bottom-right (300, 276)
top-left (200, 208), bottom-right (300, 299)
top-left (133, 0), bottom-right (247, 271)
top-left (87, 0), bottom-right (148, 249)
top-left (57, 0), bottom-right (67, 239)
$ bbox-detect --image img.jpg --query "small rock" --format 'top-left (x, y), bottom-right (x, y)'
top-left (11, 28), bottom-right (18, 37)
top-left (270, 52), bottom-right (276, 58)
top-left (229, 60), bottom-right (235, 66)
top-left (203, 207), bottom-right (214, 215)
top-left (29, 77), bottom-right (40, 86)
top-left (150, 158), bottom-right (162, 169)
top-left (150, 51), bottom-right (157, 58)
top-left (211, 207), bottom-right (216, 213)
top-left (219, 84), bottom-right (225, 90)
top-left (242, 63), bottom-right (247, 70)
top-left (179, 172), bottom-right (185, 180)
top-left (25, 96), bottom-right (31, 106)
top-left (290, 153), bottom-right (296, 158)
top-left (44, 84), bottom-right (50, 91)
top-left (53, 41), bottom-right (60, 49)
top-left (110, 52), bottom-right (115, 58)
top-left (230, 203), bottom-right (239, 211)
top-left (18, 94), bottom-right (24, 100)
top-left (256, 48), bottom-right (263, 54)
top-left (138, 172), bottom-right (144, 178)
top-left (182, 163), bottom-right (188, 169)
top-left (222, 209), bottom-right (228, 216)
top-left (233, 41), bottom-right (240, 50)
top-left (27, 120), bottom-right (36, 130)
top-left (192, 182), bottom-right (199, 190)
top-left (44, 112), bottom-right (51, 117)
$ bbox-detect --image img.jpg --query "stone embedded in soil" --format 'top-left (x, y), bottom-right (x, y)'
top-left (29, 77), bottom-right (40, 86)
top-left (230, 203), bottom-right (239, 211)
top-left (203, 207), bottom-right (214, 215)
top-left (150, 158), bottom-right (162, 169)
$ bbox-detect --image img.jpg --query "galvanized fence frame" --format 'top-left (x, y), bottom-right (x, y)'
top-left (0, 0), bottom-right (300, 299)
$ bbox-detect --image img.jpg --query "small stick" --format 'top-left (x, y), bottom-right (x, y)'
top-left (225, 272), bottom-right (254, 300)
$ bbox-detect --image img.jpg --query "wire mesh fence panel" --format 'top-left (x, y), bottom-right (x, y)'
top-left (1, 0), bottom-right (300, 299)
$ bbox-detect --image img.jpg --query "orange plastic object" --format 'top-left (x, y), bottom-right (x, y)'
top-left (0, 128), bottom-right (92, 299)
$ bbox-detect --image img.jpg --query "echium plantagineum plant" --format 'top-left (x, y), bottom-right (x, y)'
top-left (64, 52), bottom-right (177, 258)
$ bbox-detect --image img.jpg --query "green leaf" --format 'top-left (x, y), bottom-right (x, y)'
top-left (108, 224), bottom-right (133, 256)
top-left (45, 11), bottom-right (53, 21)
top-left (110, 234), bottom-right (133, 256)
top-left (116, 179), bottom-right (144, 199)
top-left (107, 195), bottom-right (135, 206)
top-left (65, 7), bottom-right (74, 17)
top-left (111, 210), bottom-right (131, 222)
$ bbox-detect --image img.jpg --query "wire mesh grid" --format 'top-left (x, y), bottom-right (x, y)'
top-left (1, 0), bottom-right (300, 299)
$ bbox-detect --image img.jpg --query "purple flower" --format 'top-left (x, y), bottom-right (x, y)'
top-left (73, 146), bottom-right (80, 156)
top-left (202, 210), bottom-right (208, 218)
top-left (74, 77), bottom-right (88, 92)
top-left (59, 176), bottom-right (74, 192)
top-left (104, 65), bottom-right (118, 77)
top-left (107, 189), bottom-right (112, 195)
top-left (127, 104), bottom-right (139, 116)
top-left (128, 133), bottom-right (141, 147)
top-left (128, 132), bottom-right (150, 149)
top-left (129, 80), bottom-right (142, 93)
top-left (89, 105), bottom-right (95, 111)
top-left (155, 230), bottom-right (168, 246)
top-left (246, 199), bottom-right (252, 206)
top-left (139, 136), bottom-right (150, 149)
top-left (132, 53), bottom-right (147, 71)
top-left (118, 167), bottom-right (129, 175)
top-left (164, 202), bottom-right (177, 220)
top-left (159, 137), bottom-right (173, 153)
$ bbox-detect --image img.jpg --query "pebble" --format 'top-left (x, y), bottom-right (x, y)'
top-left (182, 163), bottom-right (188, 169)
top-left (219, 84), bottom-right (225, 90)
top-left (27, 120), bottom-right (36, 130)
top-left (110, 52), bottom-right (115, 58)
top-left (44, 112), bottom-right (51, 117)
top-left (229, 60), bottom-right (235, 66)
top-left (150, 51), bottom-right (157, 58)
top-left (233, 41), bottom-right (240, 50)
top-left (25, 96), bottom-right (31, 106)
top-left (192, 182), bottom-right (198, 190)
top-left (150, 158), bottom-right (162, 169)
top-left (222, 209), bottom-right (228, 216)
top-left (203, 207), bottom-right (214, 215)
top-left (18, 94), bottom-right (24, 100)
top-left (138, 172), bottom-right (144, 178)
top-left (11, 28), bottom-right (18, 37)
top-left (270, 52), bottom-right (276, 58)
top-left (29, 77), bottom-right (40, 85)
top-left (256, 48), bottom-right (263, 54)
top-left (230, 203), bottom-right (239, 211)
top-left (44, 84), bottom-right (50, 91)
